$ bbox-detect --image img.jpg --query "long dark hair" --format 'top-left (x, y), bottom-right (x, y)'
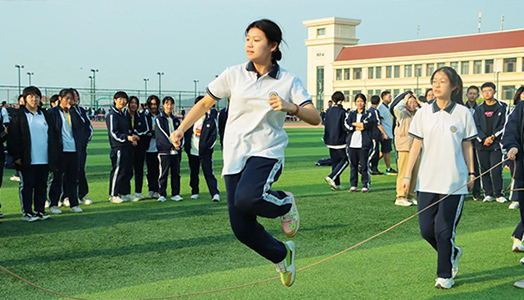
top-left (245, 19), bottom-right (283, 64)
top-left (430, 67), bottom-right (463, 105)
top-left (514, 86), bottom-right (524, 106)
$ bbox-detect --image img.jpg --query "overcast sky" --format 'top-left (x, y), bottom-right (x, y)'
top-left (1, 0), bottom-right (522, 94)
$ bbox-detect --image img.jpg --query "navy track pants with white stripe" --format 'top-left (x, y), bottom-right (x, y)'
top-left (188, 153), bottom-right (219, 197)
top-left (328, 148), bottom-right (349, 186)
top-left (417, 192), bottom-right (464, 278)
top-left (224, 156), bottom-right (291, 263)
top-left (109, 147), bottom-right (133, 196)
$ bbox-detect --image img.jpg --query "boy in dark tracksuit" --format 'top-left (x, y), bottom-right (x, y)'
top-left (48, 88), bottom-right (86, 214)
top-left (155, 96), bottom-right (183, 202)
top-left (184, 96), bottom-right (220, 201)
top-left (106, 91), bottom-right (138, 204)
top-left (8, 86), bottom-right (58, 222)
top-left (128, 96), bottom-right (150, 200)
top-left (323, 91), bottom-right (348, 190)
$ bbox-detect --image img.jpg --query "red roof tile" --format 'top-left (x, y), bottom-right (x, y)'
top-left (335, 29), bottom-right (524, 61)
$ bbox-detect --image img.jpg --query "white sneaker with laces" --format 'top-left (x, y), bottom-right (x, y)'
top-left (82, 196), bottom-right (93, 205)
top-left (63, 198), bottom-right (70, 207)
top-left (147, 191), bottom-right (155, 198)
top-left (10, 175), bottom-right (20, 182)
top-left (274, 241), bottom-right (296, 287)
top-left (153, 192), bottom-right (160, 198)
top-left (157, 196), bottom-right (167, 202)
top-left (280, 192), bottom-right (299, 237)
top-left (171, 195), bottom-right (183, 201)
top-left (349, 187), bottom-right (357, 192)
top-left (395, 198), bottom-right (412, 207)
top-left (49, 206), bottom-right (62, 214)
top-left (435, 277), bottom-right (454, 289)
top-left (361, 187), bottom-right (369, 193)
top-left (331, 185), bottom-right (346, 191)
top-left (513, 238), bottom-right (524, 252)
top-left (520, 256), bottom-right (524, 264)
top-left (45, 201), bottom-right (50, 208)
top-left (121, 194), bottom-right (135, 202)
top-left (483, 195), bottom-right (493, 202)
top-left (408, 198), bottom-right (418, 205)
top-left (509, 201), bottom-right (520, 209)
top-left (70, 206), bottom-right (83, 213)
top-left (496, 196), bottom-right (508, 203)
top-left (212, 194), bottom-right (220, 202)
top-left (190, 194), bottom-right (199, 200)
top-left (112, 196), bottom-right (125, 204)
top-left (452, 246), bottom-right (462, 278)
top-left (514, 279), bottom-right (524, 289)
top-left (324, 176), bottom-right (337, 189)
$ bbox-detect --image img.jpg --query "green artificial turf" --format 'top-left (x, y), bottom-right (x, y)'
top-left (0, 128), bottom-right (523, 299)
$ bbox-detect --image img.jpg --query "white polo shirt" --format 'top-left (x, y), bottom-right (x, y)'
top-left (409, 101), bottom-right (477, 195)
top-left (207, 61), bottom-right (312, 175)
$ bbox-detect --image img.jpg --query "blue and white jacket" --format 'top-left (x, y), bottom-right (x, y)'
top-left (106, 106), bottom-right (133, 149)
top-left (155, 111), bottom-right (182, 154)
top-left (323, 106), bottom-right (347, 147)
top-left (183, 110), bottom-right (218, 156)
top-left (473, 100), bottom-right (507, 150)
top-left (344, 109), bottom-right (377, 150)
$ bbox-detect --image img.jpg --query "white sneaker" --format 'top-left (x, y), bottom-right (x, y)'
top-left (520, 257), bottom-right (524, 264)
top-left (111, 196), bottom-right (125, 204)
top-left (49, 206), bottom-right (62, 214)
top-left (212, 194), bottom-right (220, 202)
top-left (324, 176), bottom-right (337, 189)
top-left (496, 196), bottom-right (508, 203)
top-left (452, 246), bottom-right (462, 278)
top-left (45, 200), bottom-right (50, 208)
top-left (361, 187), bottom-right (369, 193)
top-left (121, 194), bottom-right (135, 202)
top-left (58, 201), bottom-right (63, 207)
top-left (171, 195), bottom-right (183, 201)
top-left (147, 191), bottom-right (155, 198)
top-left (10, 175), bottom-right (20, 182)
top-left (63, 197), bottom-right (70, 207)
top-left (514, 279), bottom-right (524, 289)
top-left (513, 238), bottom-right (524, 252)
top-left (190, 194), bottom-right (199, 200)
top-left (157, 196), bottom-right (167, 202)
top-left (509, 201), bottom-right (520, 209)
top-left (395, 198), bottom-right (413, 207)
top-left (82, 196), bottom-right (93, 205)
top-left (483, 195), bottom-right (493, 203)
top-left (349, 187), bottom-right (357, 192)
top-left (435, 277), bottom-right (454, 289)
top-left (274, 241), bottom-right (296, 287)
top-left (408, 198), bottom-right (418, 205)
top-left (331, 185), bottom-right (346, 191)
top-left (70, 206), bottom-right (83, 213)
top-left (280, 192), bottom-right (299, 238)
top-left (131, 193), bottom-right (144, 202)
top-left (152, 192), bottom-right (160, 198)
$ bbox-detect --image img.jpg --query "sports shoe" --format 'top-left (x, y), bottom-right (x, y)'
top-left (49, 206), bottom-right (62, 214)
top-left (274, 241), bottom-right (296, 287)
top-left (111, 196), bottom-right (125, 204)
top-left (472, 196), bottom-right (482, 201)
top-left (370, 170), bottom-right (384, 175)
top-left (21, 213), bottom-right (39, 222)
top-left (408, 198), bottom-right (418, 205)
top-left (324, 176), bottom-right (337, 189)
top-left (134, 193), bottom-right (145, 201)
top-left (63, 197), bottom-right (70, 207)
top-left (152, 192), bottom-right (160, 198)
top-left (509, 201), bottom-right (520, 209)
top-left (171, 195), bottom-right (183, 201)
top-left (121, 194), bottom-right (135, 202)
top-left (395, 198), bottom-right (412, 207)
top-left (514, 279), bottom-right (524, 289)
top-left (512, 238), bottom-right (524, 252)
top-left (435, 277), bottom-right (454, 289)
top-left (361, 187), bottom-right (369, 193)
top-left (452, 246), bottom-right (462, 278)
top-left (212, 194), bottom-right (220, 202)
top-left (35, 212), bottom-right (51, 220)
top-left (70, 206), bottom-right (83, 213)
top-left (58, 201), bottom-right (63, 207)
top-left (483, 195), bottom-right (493, 203)
top-left (45, 200), bottom-right (50, 208)
top-left (331, 185), bottom-right (346, 191)
top-left (10, 175), bottom-right (20, 182)
top-left (190, 194), bottom-right (199, 200)
top-left (385, 167), bottom-right (398, 175)
top-left (349, 187), bottom-right (357, 192)
top-left (520, 257), bottom-right (524, 264)
top-left (82, 196), bottom-right (93, 205)
top-left (496, 196), bottom-right (508, 203)
top-left (147, 191), bottom-right (155, 198)
top-left (280, 192), bottom-right (299, 238)
top-left (157, 196), bottom-right (167, 202)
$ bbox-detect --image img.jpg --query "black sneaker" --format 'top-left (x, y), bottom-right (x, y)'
top-left (35, 212), bottom-right (51, 220)
top-left (370, 170), bottom-right (384, 175)
top-left (385, 168), bottom-right (398, 175)
top-left (21, 213), bottom-right (39, 222)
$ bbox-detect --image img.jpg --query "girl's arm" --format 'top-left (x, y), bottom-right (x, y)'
top-left (401, 138), bottom-right (423, 192)
top-left (462, 140), bottom-right (475, 191)
top-left (269, 96), bottom-right (321, 125)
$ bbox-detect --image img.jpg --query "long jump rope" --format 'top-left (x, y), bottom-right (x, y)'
top-left (0, 157), bottom-right (519, 299)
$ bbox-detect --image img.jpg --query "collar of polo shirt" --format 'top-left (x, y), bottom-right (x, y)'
top-left (246, 61), bottom-right (280, 79)
top-left (432, 100), bottom-right (456, 114)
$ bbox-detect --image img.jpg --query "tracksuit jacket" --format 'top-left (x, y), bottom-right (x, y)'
top-left (106, 106), bottom-right (133, 148)
top-left (344, 109), bottom-right (377, 150)
top-left (48, 106), bottom-right (87, 152)
top-left (183, 110), bottom-right (218, 156)
top-left (323, 106), bottom-right (348, 146)
top-left (155, 111), bottom-right (182, 154)
top-left (473, 100), bottom-right (507, 150)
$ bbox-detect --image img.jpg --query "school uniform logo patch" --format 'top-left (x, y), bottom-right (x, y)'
top-left (450, 125), bottom-right (457, 133)
top-left (268, 91), bottom-right (279, 98)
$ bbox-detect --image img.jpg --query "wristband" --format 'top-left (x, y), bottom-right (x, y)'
top-left (468, 172), bottom-right (475, 176)
top-left (403, 176), bottom-right (411, 180)
top-left (290, 104), bottom-right (300, 116)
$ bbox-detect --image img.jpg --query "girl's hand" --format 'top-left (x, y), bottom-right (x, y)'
top-left (170, 129), bottom-right (185, 150)
top-left (401, 178), bottom-right (410, 192)
top-left (467, 175), bottom-right (475, 192)
top-left (269, 96), bottom-right (294, 113)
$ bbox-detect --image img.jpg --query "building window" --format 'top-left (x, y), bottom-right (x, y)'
top-left (485, 59), bottom-right (494, 73)
top-left (336, 69), bottom-right (342, 81)
top-left (386, 66), bottom-right (392, 78)
top-left (344, 90), bottom-right (350, 102)
top-left (316, 66), bottom-right (324, 109)
top-left (414, 64), bottom-right (422, 77)
top-left (404, 65), bottom-right (413, 78)
top-left (317, 28), bottom-right (325, 36)
top-left (502, 85), bottom-right (516, 100)
top-left (437, 62), bottom-right (446, 69)
top-left (473, 60), bottom-right (482, 74)
top-left (461, 61), bottom-right (470, 75)
top-left (368, 67), bottom-right (374, 79)
top-left (376, 66), bottom-right (382, 79)
top-left (344, 68), bottom-right (350, 80)
top-left (393, 89), bottom-right (400, 97)
top-left (414, 88), bottom-right (421, 96)
top-left (426, 63), bottom-right (435, 76)
top-left (503, 58), bottom-right (517, 72)
top-left (393, 66), bottom-right (400, 78)
top-left (522, 57), bottom-right (524, 72)
top-left (450, 61), bottom-right (459, 72)
top-left (353, 90), bottom-right (362, 97)
top-left (375, 89), bottom-right (381, 95)
top-left (353, 68), bottom-right (362, 80)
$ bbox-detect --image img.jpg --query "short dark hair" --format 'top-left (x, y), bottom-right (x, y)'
top-left (370, 95), bottom-right (380, 105)
top-left (59, 88), bottom-right (74, 98)
top-left (467, 85), bottom-right (479, 93)
top-left (129, 96), bottom-right (140, 106)
top-left (380, 91), bottom-right (391, 99)
top-left (194, 95), bottom-right (204, 104)
top-left (481, 82), bottom-right (496, 91)
top-left (1, 101), bottom-right (6, 106)
top-left (49, 94), bottom-right (59, 104)
top-left (354, 93), bottom-right (367, 103)
top-left (113, 91), bottom-right (129, 101)
top-left (331, 91), bottom-right (345, 103)
top-left (146, 95), bottom-right (160, 108)
top-left (162, 96), bottom-right (175, 105)
top-left (22, 86), bottom-right (42, 100)
top-left (514, 86), bottom-right (524, 106)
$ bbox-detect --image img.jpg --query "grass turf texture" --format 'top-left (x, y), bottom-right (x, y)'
top-left (0, 127), bottom-right (523, 299)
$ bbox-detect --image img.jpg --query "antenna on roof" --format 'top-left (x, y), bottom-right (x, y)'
top-left (500, 14), bottom-right (504, 31)
top-left (478, 12), bottom-right (482, 33)
top-left (417, 25), bottom-right (420, 39)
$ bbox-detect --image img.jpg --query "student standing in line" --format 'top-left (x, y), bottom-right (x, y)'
top-left (128, 96), bottom-right (149, 201)
top-left (345, 93), bottom-right (376, 193)
top-left (0, 111), bottom-right (7, 220)
top-left (47, 88), bottom-right (83, 214)
top-left (170, 19), bottom-right (320, 287)
top-left (368, 95), bottom-right (389, 175)
top-left (9, 95), bottom-right (25, 183)
top-left (8, 86), bottom-right (58, 222)
top-left (402, 67), bottom-right (476, 289)
top-left (508, 86), bottom-right (524, 211)
top-left (155, 96), bottom-right (183, 202)
top-left (144, 95), bottom-right (161, 199)
top-left (377, 91), bottom-right (397, 175)
top-left (106, 91), bottom-right (138, 204)
top-left (473, 82), bottom-right (507, 203)
top-left (183, 96), bottom-right (220, 201)
top-left (323, 91), bottom-right (349, 190)
top-left (464, 85), bottom-right (482, 201)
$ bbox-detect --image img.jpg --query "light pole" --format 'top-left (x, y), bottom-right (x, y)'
top-left (144, 78), bottom-right (149, 99)
top-left (15, 64), bottom-right (24, 94)
top-left (193, 79), bottom-right (199, 99)
top-left (157, 72), bottom-right (164, 97)
top-left (27, 72), bottom-right (34, 86)
top-left (90, 69), bottom-right (99, 108)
